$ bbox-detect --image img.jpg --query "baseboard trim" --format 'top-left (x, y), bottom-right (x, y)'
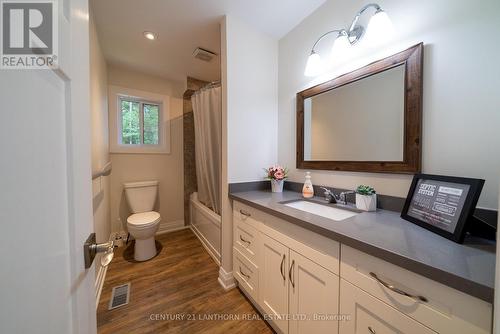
top-left (218, 266), bottom-right (236, 291)
top-left (156, 220), bottom-right (186, 235)
top-left (190, 224), bottom-right (221, 266)
top-left (95, 263), bottom-right (108, 309)
top-left (95, 232), bottom-right (114, 308)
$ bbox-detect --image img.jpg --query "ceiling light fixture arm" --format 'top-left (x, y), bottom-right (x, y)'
top-left (309, 29), bottom-right (346, 54)
top-left (309, 3), bottom-right (382, 53)
top-left (347, 3), bottom-right (382, 44)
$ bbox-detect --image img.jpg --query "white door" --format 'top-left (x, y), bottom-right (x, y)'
top-left (260, 233), bottom-right (289, 333)
top-left (0, 0), bottom-right (96, 333)
top-left (495, 181), bottom-right (500, 334)
top-left (289, 250), bottom-right (339, 334)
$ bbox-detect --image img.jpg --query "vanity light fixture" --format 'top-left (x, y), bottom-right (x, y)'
top-left (304, 3), bottom-right (394, 76)
top-left (143, 31), bottom-right (157, 40)
top-left (330, 30), bottom-right (351, 63)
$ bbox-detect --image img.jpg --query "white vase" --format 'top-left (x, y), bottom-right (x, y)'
top-left (356, 193), bottom-right (377, 211)
top-left (271, 179), bottom-right (284, 193)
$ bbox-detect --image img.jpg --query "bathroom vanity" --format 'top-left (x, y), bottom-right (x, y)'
top-left (229, 190), bottom-right (494, 334)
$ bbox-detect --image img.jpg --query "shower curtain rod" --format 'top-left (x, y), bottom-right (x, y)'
top-left (199, 80), bottom-right (221, 90)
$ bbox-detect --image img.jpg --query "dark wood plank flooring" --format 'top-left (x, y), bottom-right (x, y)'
top-left (97, 229), bottom-right (273, 334)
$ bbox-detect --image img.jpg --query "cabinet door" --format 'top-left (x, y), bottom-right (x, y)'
top-left (260, 233), bottom-right (289, 333)
top-left (340, 279), bottom-right (437, 334)
top-left (289, 250), bottom-right (339, 334)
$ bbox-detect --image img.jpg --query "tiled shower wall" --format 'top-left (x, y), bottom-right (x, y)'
top-left (183, 77), bottom-right (208, 224)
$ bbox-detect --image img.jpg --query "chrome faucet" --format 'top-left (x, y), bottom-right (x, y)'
top-left (320, 187), bottom-right (355, 205)
top-left (337, 191), bottom-right (356, 205)
top-left (320, 187), bottom-right (336, 203)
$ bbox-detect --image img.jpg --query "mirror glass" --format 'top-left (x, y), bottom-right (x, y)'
top-left (303, 64), bottom-right (405, 161)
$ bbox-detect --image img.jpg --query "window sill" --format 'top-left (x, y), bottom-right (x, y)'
top-left (110, 147), bottom-right (170, 155)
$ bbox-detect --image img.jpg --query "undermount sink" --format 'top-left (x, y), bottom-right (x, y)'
top-left (282, 200), bottom-right (359, 221)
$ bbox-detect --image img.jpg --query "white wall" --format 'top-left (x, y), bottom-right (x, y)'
top-left (90, 11), bottom-right (111, 274)
top-left (107, 64), bottom-right (185, 233)
top-left (219, 15), bottom-right (279, 283)
top-left (226, 15), bottom-right (279, 182)
top-left (278, 0), bottom-right (500, 209)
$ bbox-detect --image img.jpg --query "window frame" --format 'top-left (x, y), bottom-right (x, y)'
top-left (109, 85), bottom-right (171, 154)
top-left (118, 96), bottom-right (161, 146)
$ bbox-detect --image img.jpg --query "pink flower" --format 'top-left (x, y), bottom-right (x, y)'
top-left (264, 165), bottom-right (288, 180)
top-left (274, 170), bottom-right (284, 180)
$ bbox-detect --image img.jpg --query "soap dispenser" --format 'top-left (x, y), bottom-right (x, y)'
top-left (302, 172), bottom-right (314, 198)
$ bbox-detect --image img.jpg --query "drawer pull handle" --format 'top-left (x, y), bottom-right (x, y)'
top-left (369, 272), bottom-right (428, 302)
top-left (280, 254), bottom-right (286, 281)
top-left (239, 266), bottom-right (250, 280)
top-left (239, 235), bottom-right (251, 245)
top-left (368, 326), bottom-right (376, 334)
top-left (240, 209), bottom-right (251, 217)
top-left (289, 260), bottom-right (295, 288)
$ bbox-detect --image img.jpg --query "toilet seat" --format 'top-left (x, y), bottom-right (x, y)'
top-left (127, 211), bottom-right (161, 229)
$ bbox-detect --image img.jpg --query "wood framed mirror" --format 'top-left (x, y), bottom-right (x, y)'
top-left (296, 43), bottom-right (423, 174)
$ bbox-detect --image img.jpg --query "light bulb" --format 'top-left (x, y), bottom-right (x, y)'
top-left (364, 9), bottom-right (394, 46)
top-left (304, 52), bottom-right (322, 77)
top-left (330, 31), bottom-right (351, 63)
top-left (143, 31), bottom-right (157, 40)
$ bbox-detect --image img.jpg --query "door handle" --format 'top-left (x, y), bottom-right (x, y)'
top-left (239, 266), bottom-right (250, 280)
top-left (83, 233), bottom-right (115, 268)
top-left (239, 209), bottom-right (251, 217)
top-left (289, 260), bottom-right (295, 288)
top-left (239, 235), bottom-right (251, 245)
top-left (280, 254), bottom-right (286, 281)
top-left (368, 326), bottom-right (376, 334)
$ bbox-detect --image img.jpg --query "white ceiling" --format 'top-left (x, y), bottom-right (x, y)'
top-left (91, 0), bottom-right (326, 83)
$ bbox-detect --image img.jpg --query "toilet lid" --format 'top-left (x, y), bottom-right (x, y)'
top-left (127, 211), bottom-right (161, 227)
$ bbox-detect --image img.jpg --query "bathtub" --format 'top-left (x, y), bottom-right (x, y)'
top-left (189, 192), bottom-right (221, 265)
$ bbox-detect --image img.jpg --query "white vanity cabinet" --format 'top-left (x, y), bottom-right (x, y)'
top-left (231, 200), bottom-right (492, 334)
top-left (340, 279), bottom-right (437, 334)
top-left (340, 245), bottom-right (492, 334)
top-left (288, 250), bottom-right (339, 334)
top-left (233, 201), bottom-right (340, 334)
top-left (258, 232), bottom-right (340, 334)
top-left (260, 233), bottom-right (290, 333)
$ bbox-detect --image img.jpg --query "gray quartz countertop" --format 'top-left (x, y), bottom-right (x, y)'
top-left (229, 190), bottom-right (496, 303)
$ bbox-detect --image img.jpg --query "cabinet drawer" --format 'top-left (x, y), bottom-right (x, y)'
top-left (233, 201), bottom-right (262, 230)
top-left (340, 245), bottom-right (492, 334)
top-left (233, 247), bottom-right (259, 301)
top-left (233, 218), bottom-right (259, 266)
top-left (340, 279), bottom-right (437, 334)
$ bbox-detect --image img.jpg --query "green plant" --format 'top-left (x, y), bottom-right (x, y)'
top-left (356, 185), bottom-right (376, 195)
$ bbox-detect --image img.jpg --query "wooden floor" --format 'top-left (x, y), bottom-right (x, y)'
top-left (97, 228), bottom-right (274, 334)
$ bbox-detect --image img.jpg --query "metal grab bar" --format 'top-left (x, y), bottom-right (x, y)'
top-left (92, 161), bottom-right (112, 180)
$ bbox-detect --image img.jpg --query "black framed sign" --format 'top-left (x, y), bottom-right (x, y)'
top-left (401, 174), bottom-right (485, 243)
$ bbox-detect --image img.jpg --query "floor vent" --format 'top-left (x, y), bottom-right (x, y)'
top-left (108, 283), bottom-right (130, 310)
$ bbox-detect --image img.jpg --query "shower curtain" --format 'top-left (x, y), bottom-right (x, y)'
top-left (191, 85), bottom-right (222, 214)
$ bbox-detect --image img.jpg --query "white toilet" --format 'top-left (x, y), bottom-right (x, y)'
top-left (124, 180), bottom-right (161, 261)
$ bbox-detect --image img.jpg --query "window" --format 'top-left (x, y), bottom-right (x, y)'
top-left (109, 85), bottom-right (170, 154)
top-left (120, 98), bottom-right (160, 146)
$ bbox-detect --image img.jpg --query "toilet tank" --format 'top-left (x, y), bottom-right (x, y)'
top-left (123, 180), bottom-right (159, 213)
